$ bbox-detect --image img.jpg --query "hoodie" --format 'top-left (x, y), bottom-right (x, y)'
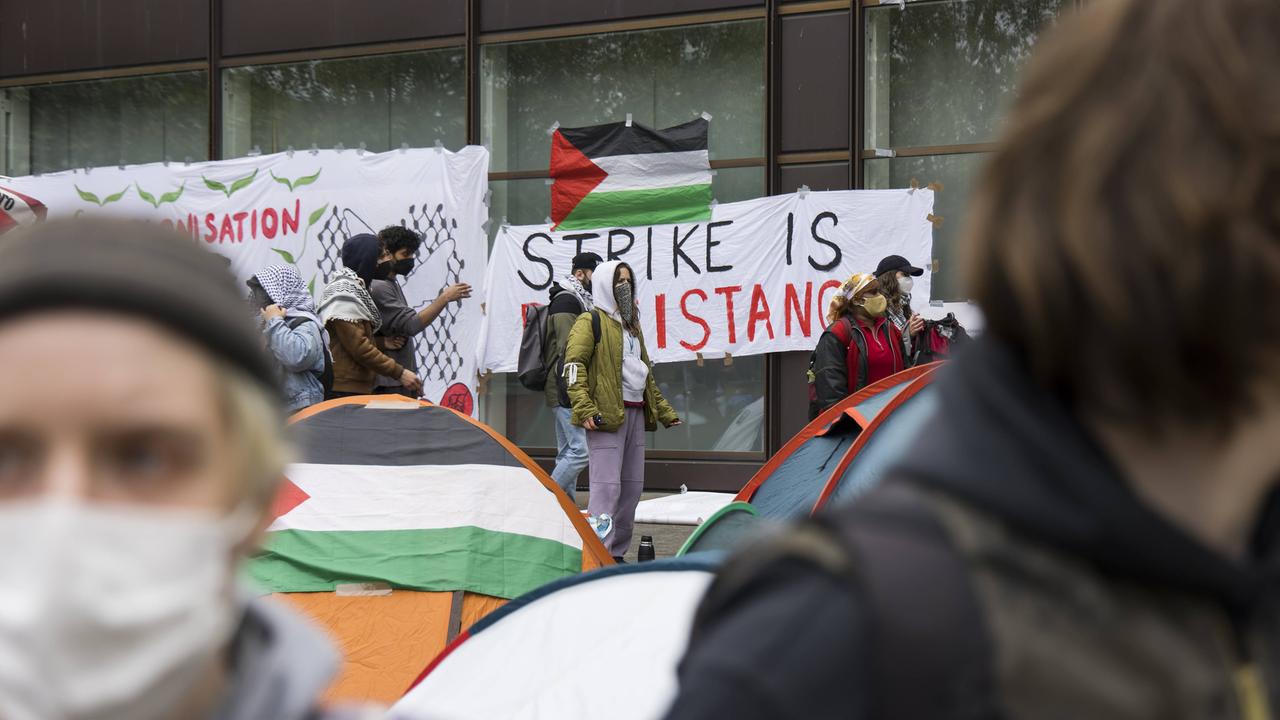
top-left (667, 339), bottom-right (1280, 720)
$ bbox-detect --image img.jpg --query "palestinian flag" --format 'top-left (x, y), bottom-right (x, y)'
top-left (0, 185), bottom-right (47, 235)
top-left (550, 117), bottom-right (712, 230)
top-left (250, 462), bottom-right (586, 599)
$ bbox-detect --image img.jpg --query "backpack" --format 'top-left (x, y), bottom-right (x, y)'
top-left (517, 303), bottom-right (553, 391)
top-left (286, 316), bottom-right (334, 398)
top-left (806, 317), bottom-right (869, 419)
top-left (689, 482), bottom-right (996, 718)
top-left (912, 313), bottom-right (970, 365)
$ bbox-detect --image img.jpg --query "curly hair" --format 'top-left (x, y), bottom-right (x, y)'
top-left (378, 225), bottom-right (422, 256)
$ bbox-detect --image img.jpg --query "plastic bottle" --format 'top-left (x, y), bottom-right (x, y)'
top-left (638, 535), bottom-right (656, 562)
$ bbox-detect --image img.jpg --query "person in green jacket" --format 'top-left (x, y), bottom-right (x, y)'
top-left (563, 260), bottom-right (681, 561)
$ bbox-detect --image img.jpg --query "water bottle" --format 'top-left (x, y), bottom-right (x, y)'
top-left (638, 535), bottom-right (656, 562)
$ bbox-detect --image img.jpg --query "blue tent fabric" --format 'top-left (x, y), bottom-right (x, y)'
top-left (849, 379), bottom-right (912, 420)
top-left (825, 386), bottom-right (939, 509)
top-left (750, 431), bottom-right (857, 520)
top-left (677, 502), bottom-right (773, 556)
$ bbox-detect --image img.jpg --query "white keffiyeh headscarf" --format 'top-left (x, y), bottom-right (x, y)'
top-left (318, 267), bottom-right (382, 332)
top-left (257, 263), bottom-right (330, 347)
top-left (563, 273), bottom-right (594, 312)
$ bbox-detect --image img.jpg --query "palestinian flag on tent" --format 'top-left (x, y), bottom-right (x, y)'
top-left (550, 117), bottom-right (712, 230)
top-left (249, 400), bottom-right (609, 600)
top-left (0, 185), bottom-right (47, 234)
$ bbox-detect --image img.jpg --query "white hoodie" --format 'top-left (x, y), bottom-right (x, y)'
top-left (591, 261), bottom-right (649, 404)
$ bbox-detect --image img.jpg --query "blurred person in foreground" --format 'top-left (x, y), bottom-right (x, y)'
top-left (666, 0), bottom-right (1280, 718)
top-left (370, 225), bottom-right (471, 398)
top-left (320, 233), bottom-right (421, 398)
top-left (247, 264), bottom-right (329, 413)
top-left (0, 220), bottom-right (368, 719)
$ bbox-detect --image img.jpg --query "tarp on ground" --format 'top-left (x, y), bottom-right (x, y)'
top-left (392, 556), bottom-right (720, 720)
top-left (248, 396), bottom-right (613, 704)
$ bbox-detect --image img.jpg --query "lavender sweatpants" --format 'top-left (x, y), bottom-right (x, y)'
top-left (586, 407), bottom-right (646, 557)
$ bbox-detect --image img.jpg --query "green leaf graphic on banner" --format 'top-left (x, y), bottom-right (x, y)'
top-left (204, 170), bottom-right (257, 198)
top-left (101, 187), bottom-right (129, 205)
top-left (228, 169), bottom-right (259, 197)
top-left (203, 176), bottom-right (228, 195)
top-left (159, 183), bottom-right (186, 205)
top-left (137, 182), bottom-right (186, 208)
top-left (308, 277), bottom-right (316, 297)
top-left (291, 169), bottom-right (322, 190)
top-left (271, 248), bottom-right (296, 264)
top-left (308, 203), bottom-right (329, 228)
top-left (269, 169), bottom-right (321, 192)
top-left (75, 186), bottom-right (102, 206)
top-left (136, 185), bottom-right (159, 208)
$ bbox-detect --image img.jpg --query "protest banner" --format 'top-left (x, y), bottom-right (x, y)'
top-left (4, 147), bottom-right (490, 414)
top-left (480, 188), bottom-right (934, 371)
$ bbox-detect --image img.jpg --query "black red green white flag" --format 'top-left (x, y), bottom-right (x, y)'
top-left (549, 117), bottom-right (712, 230)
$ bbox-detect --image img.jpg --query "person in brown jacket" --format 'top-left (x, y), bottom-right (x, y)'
top-left (318, 233), bottom-right (422, 397)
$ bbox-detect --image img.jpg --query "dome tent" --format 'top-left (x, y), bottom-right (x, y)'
top-left (248, 395), bottom-right (613, 704)
top-left (392, 556), bottom-right (720, 720)
top-left (734, 364), bottom-right (940, 520)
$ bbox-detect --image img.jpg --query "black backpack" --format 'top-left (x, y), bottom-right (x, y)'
top-left (688, 482), bottom-right (996, 718)
top-left (286, 316), bottom-right (334, 398)
top-left (517, 303), bottom-right (553, 391)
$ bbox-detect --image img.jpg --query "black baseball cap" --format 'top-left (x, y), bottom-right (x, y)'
top-left (572, 252), bottom-right (604, 272)
top-left (875, 254), bottom-right (924, 277)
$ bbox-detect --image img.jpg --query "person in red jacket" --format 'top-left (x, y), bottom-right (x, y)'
top-left (808, 272), bottom-right (907, 418)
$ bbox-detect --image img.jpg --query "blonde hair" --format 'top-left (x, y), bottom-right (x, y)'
top-left (216, 364), bottom-right (291, 509)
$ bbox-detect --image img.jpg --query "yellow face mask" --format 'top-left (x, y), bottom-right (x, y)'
top-left (861, 294), bottom-right (888, 317)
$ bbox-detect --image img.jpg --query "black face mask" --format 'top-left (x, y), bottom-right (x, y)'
top-left (373, 260), bottom-right (393, 281)
top-left (393, 257), bottom-right (415, 276)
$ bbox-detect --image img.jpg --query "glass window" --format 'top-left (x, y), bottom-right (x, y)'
top-left (0, 71), bottom-right (209, 176)
top-left (479, 357), bottom-right (766, 455)
top-left (863, 0), bottom-right (1066, 149)
top-left (222, 49), bottom-right (465, 158)
top-left (481, 20), bottom-right (765, 172)
top-left (863, 152), bottom-right (988, 302)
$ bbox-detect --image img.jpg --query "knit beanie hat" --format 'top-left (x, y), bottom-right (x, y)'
top-left (0, 217), bottom-right (278, 390)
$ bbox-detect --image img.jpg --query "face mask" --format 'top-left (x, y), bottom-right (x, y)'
top-left (614, 281), bottom-right (635, 324)
top-left (861, 294), bottom-right (888, 318)
top-left (393, 258), bottom-right (415, 276)
top-left (897, 276), bottom-right (914, 294)
top-left (373, 260), bottom-right (393, 282)
top-left (0, 498), bottom-right (252, 720)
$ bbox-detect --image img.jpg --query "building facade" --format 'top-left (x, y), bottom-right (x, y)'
top-left (0, 0), bottom-right (1069, 490)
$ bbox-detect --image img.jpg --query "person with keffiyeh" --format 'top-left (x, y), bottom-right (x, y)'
top-left (543, 252), bottom-right (602, 503)
top-left (318, 233), bottom-right (422, 398)
top-left (247, 263), bottom-right (328, 413)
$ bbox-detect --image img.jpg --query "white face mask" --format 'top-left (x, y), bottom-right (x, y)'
top-left (0, 498), bottom-right (252, 720)
top-left (897, 275), bottom-right (914, 294)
